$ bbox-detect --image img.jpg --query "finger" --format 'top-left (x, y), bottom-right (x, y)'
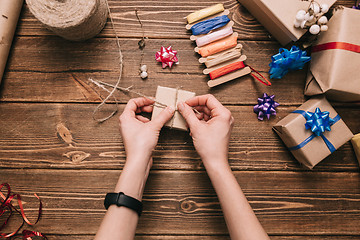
top-left (123, 97), bottom-right (155, 117)
top-left (136, 115), bottom-right (150, 123)
top-left (193, 105), bottom-right (212, 116)
top-left (150, 106), bottom-right (175, 130)
top-left (185, 94), bottom-right (222, 108)
top-left (177, 101), bottom-right (199, 128)
top-left (203, 114), bottom-right (211, 121)
top-left (186, 94), bottom-right (228, 118)
top-left (195, 112), bottom-right (204, 120)
top-left (135, 105), bottom-right (154, 114)
top-left (140, 105), bottom-right (154, 113)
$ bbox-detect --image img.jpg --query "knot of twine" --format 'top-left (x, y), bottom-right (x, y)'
top-left (26, 0), bottom-right (108, 41)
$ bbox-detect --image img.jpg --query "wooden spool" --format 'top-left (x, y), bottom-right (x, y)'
top-left (26, 0), bottom-right (108, 41)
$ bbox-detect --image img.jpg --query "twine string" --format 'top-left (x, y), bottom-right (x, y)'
top-left (91, 0), bottom-right (199, 122)
top-left (169, 87), bottom-right (180, 128)
top-left (91, 0), bottom-right (123, 122)
top-left (89, 78), bottom-right (167, 109)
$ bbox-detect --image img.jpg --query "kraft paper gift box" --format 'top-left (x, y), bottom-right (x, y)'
top-left (151, 86), bottom-right (195, 131)
top-left (351, 133), bottom-right (360, 166)
top-left (273, 96), bottom-right (353, 169)
top-left (305, 8), bottom-right (360, 102)
top-left (238, 0), bottom-right (336, 46)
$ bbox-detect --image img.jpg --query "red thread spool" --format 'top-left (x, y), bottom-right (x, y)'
top-left (209, 61), bottom-right (245, 80)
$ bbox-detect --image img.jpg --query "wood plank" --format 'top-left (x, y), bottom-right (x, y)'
top-left (15, 1), bottom-right (269, 40)
top-left (2, 37), bottom-right (310, 104)
top-left (44, 235), bottom-right (360, 239)
top-left (0, 103), bottom-right (358, 171)
top-left (16, 0), bottom-right (356, 40)
top-left (1, 169), bottom-right (359, 235)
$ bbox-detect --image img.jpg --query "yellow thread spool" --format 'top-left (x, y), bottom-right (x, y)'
top-left (186, 4), bottom-right (224, 24)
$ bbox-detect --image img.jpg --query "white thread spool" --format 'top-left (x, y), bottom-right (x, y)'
top-left (26, 0), bottom-right (108, 41)
top-left (196, 27), bottom-right (233, 47)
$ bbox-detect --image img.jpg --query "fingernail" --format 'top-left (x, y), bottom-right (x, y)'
top-left (177, 102), bottom-right (184, 111)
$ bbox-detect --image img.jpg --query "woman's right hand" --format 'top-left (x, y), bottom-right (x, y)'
top-left (177, 94), bottom-right (234, 170)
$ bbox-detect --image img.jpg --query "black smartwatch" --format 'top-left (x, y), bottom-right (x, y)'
top-left (104, 192), bottom-right (143, 216)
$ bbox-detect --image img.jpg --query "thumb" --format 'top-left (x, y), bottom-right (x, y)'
top-left (177, 102), bottom-right (199, 128)
top-left (151, 106), bottom-right (175, 130)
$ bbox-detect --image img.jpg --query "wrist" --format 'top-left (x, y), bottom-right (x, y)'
top-left (203, 158), bottom-right (231, 177)
top-left (126, 151), bottom-right (152, 163)
top-left (114, 160), bottom-right (151, 200)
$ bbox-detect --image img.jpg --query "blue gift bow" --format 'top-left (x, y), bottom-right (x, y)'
top-left (190, 15), bottom-right (230, 35)
top-left (269, 46), bottom-right (311, 79)
top-left (288, 108), bottom-right (341, 153)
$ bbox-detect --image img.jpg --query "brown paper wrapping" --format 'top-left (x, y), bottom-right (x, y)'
top-left (238, 0), bottom-right (336, 46)
top-left (273, 96), bottom-right (353, 169)
top-left (151, 86), bottom-right (195, 131)
top-left (351, 133), bottom-right (360, 166)
top-left (0, 0), bottom-right (23, 84)
top-left (305, 8), bottom-right (360, 102)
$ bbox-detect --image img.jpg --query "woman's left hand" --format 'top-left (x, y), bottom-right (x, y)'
top-left (119, 97), bottom-right (175, 170)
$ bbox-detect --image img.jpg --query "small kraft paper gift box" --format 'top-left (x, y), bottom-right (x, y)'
top-left (305, 8), bottom-right (360, 102)
top-left (273, 96), bottom-right (353, 169)
top-left (151, 86), bottom-right (195, 131)
top-left (238, 0), bottom-right (336, 46)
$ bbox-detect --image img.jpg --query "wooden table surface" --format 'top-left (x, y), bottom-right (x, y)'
top-left (1, 0), bottom-right (359, 239)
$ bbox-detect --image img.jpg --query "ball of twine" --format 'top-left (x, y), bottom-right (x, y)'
top-left (26, 0), bottom-right (108, 41)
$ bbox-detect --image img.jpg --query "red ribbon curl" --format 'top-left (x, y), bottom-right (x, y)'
top-left (0, 183), bottom-right (46, 239)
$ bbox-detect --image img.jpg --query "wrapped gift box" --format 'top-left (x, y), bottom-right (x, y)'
top-left (305, 8), bottom-right (360, 102)
top-left (238, 0), bottom-right (336, 46)
top-left (273, 96), bottom-right (353, 169)
top-left (151, 86), bottom-right (195, 131)
top-left (351, 133), bottom-right (360, 166)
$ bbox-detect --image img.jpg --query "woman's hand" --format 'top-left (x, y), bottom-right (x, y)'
top-left (177, 94), bottom-right (234, 170)
top-left (119, 97), bottom-right (175, 170)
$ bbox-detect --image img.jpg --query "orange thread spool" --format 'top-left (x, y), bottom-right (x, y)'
top-left (198, 34), bottom-right (237, 57)
top-left (209, 61), bottom-right (245, 80)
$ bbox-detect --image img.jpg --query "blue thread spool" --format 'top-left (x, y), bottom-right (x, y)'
top-left (191, 15), bottom-right (230, 35)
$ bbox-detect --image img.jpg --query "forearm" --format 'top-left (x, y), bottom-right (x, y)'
top-left (205, 161), bottom-right (269, 240)
top-left (95, 158), bottom-right (150, 240)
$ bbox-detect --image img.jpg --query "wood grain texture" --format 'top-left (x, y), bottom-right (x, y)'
top-left (1, 169), bottom-right (359, 236)
top-left (0, 37), bottom-right (313, 104)
top-left (44, 235), bottom-right (360, 239)
top-left (16, 0), bottom-right (356, 40)
top-left (0, 103), bottom-right (358, 171)
top-left (1, 0), bottom-right (359, 238)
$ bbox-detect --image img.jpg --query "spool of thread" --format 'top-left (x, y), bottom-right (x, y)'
top-left (196, 27), bottom-right (233, 47)
top-left (198, 33), bottom-right (238, 57)
top-left (205, 48), bottom-right (242, 68)
top-left (26, 0), bottom-right (108, 41)
top-left (191, 15), bottom-right (230, 35)
top-left (209, 61), bottom-right (246, 80)
top-left (186, 4), bottom-right (224, 24)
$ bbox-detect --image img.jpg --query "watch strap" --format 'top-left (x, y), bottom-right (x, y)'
top-left (104, 192), bottom-right (143, 216)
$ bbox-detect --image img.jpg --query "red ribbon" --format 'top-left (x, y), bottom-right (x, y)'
top-left (209, 61), bottom-right (246, 80)
top-left (0, 183), bottom-right (46, 239)
top-left (312, 42), bottom-right (360, 53)
top-left (208, 61), bottom-right (271, 86)
top-left (248, 65), bottom-right (272, 86)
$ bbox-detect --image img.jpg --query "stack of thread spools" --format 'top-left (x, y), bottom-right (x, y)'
top-left (186, 4), bottom-right (251, 88)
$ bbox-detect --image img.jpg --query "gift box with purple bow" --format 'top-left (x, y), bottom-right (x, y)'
top-left (273, 96), bottom-right (353, 169)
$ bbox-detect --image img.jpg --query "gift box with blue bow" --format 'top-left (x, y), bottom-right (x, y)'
top-left (273, 96), bottom-right (353, 169)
